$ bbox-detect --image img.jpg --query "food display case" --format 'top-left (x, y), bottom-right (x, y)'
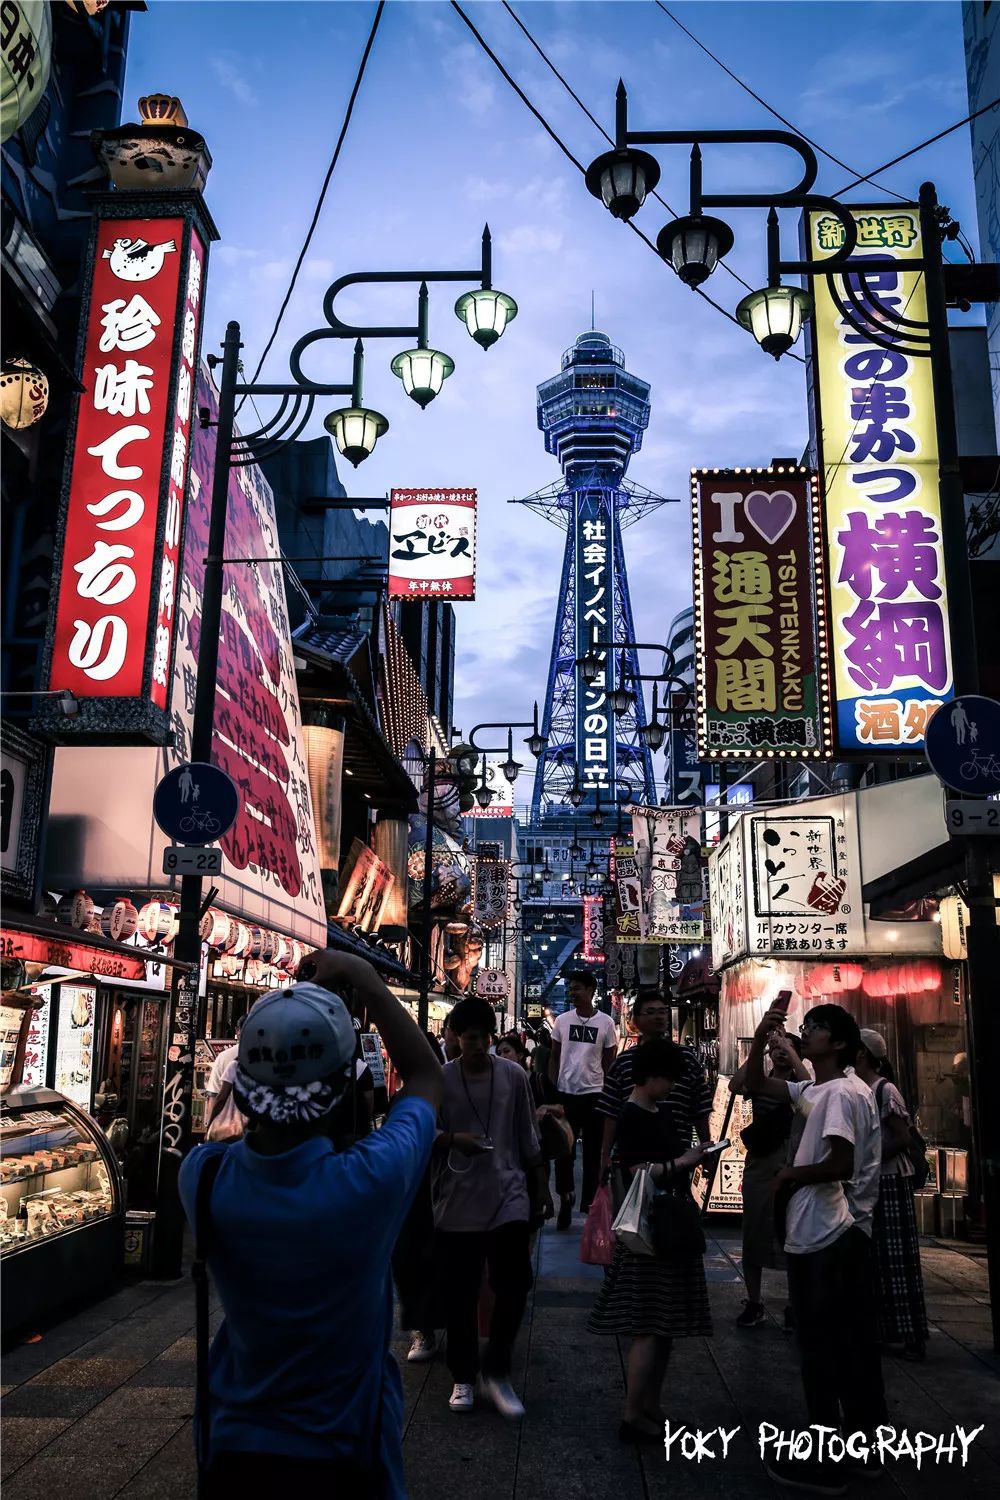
top-left (1, 1086), bottom-right (124, 1336)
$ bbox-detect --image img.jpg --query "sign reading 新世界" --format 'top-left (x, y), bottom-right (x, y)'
top-left (48, 214), bottom-right (206, 736)
top-left (387, 489), bottom-right (476, 599)
top-left (692, 469), bottom-right (831, 761)
top-left (576, 494), bottom-right (614, 795)
top-left (807, 205), bottom-right (953, 753)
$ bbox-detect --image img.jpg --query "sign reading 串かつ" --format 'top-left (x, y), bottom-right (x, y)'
top-left (387, 489), bottom-right (476, 599)
top-left (692, 469), bottom-right (831, 760)
top-left (807, 205), bottom-right (953, 753)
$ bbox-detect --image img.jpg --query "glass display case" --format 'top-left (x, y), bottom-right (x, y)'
top-left (1, 1086), bottom-right (124, 1337)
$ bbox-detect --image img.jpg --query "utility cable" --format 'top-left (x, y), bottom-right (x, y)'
top-left (833, 96), bottom-right (1000, 197)
top-left (653, 1), bottom-right (910, 203)
top-left (238, 1), bottom-right (385, 409)
top-left (501, 1), bottom-right (756, 295)
top-left (449, 1), bottom-right (791, 354)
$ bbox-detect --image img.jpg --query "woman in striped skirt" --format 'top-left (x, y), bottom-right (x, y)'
top-left (588, 1039), bottom-right (712, 1443)
top-left (856, 1029), bottom-right (929, 1360)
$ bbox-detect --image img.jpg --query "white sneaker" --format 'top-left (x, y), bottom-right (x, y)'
top-left (479, 1375), bottom-right (525, 1419)
top-left (407, 1333), bottom-right (437, 1363)
top-left (448, 1382), bottom-right (475, 1413)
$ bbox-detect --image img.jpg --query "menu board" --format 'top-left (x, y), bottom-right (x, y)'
top-left (691, 1074), bottom-right (754, 1215)
top-left (20, 1000), bottom-right (49, 1090)
top-left (53, 986), bottom-right (95, 1107)
top-left (0, 1004), bottom-right (24, 1092)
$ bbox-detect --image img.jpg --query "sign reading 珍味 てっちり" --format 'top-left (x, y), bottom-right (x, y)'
top-left (807, 205), bottom-right (953, 753)
top-left (692, 469), bottom-right (831, 760)
top-left (47, 213), bottom-right (206, 740)
top-left (387, 489), bottom-right (476, 599)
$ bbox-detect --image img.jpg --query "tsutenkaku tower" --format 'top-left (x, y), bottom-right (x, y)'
top-left (514, 331), bottom-right (674, 819)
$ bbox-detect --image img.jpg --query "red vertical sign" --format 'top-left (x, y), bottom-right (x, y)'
top-left (48, 216), bottom-right (205, 721)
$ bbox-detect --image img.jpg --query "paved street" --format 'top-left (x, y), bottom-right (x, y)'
top-left (2, 1218), bottom-right (997, 1499)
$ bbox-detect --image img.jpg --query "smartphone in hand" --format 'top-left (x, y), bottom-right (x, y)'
top-left (772, 990), bottom-right (792, 1018)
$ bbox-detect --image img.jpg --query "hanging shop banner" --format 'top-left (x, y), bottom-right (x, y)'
top-left (45, 365), bottom-right (328, 949)
top-left (1, 0), bottom-right (52, 144)
top-left (336, 839), bottom-right (396, 933)
top-left (47, 213), bottom-right (206, 740)
top-left (476, 967), bottom-right (510, 1000)
top-left (708, 793), bottom-right (865, 969)
top-left (387, 489), bottom-right (476, 599)
top-left (807, 205), bottom-right (953, 752)
top-left (575, 493), bottom-right (615, 795)
top-left (0, 926), bottom-right (146, 981)
top-left (608, 836), bottom-right (645, 944)
top-left (471, 858), bottom-right (511, 929)
top-left (582, 895), bottom-right (606, 962)
top-left (629, 805), bottom-right (705, 943)
top-left (477, 759), bottom-right (515, 818)
top-left (692, 468), bottom-right (831, 760)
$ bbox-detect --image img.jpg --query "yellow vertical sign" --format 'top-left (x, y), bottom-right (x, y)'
top-left (808, 207), bottom-right (953, 753)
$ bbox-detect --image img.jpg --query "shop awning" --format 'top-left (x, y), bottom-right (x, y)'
top-left (294, 622), bottom-right (418, 817)
top-left (858, 775), bottom-right (961, 913)
top-left (675, 953), bottom-right (720, 999)
top-left (0, 918), bottom-right (193, 983)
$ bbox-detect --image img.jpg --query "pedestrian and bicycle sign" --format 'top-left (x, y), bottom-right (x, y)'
top-left (925, 696), bottom-right (1000, 797)
top-left (153, 762), bottom-right (240, 846)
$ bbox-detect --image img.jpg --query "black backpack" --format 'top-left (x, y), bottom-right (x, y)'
top-left (875, 1079), bottom-right (930, 1191)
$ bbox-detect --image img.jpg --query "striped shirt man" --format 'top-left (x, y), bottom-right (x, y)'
top-left (595, 1043), bottom-right (713, 1146)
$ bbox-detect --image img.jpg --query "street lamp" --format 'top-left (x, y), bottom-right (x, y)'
top-left (567, 775), bottom-right (585, 808)
top-left (606, 654), bottom-right (635, 715)
top-left (656, 209), bottom-right (734, 288)
top-left (468, 705), bottom-right (547, 761)
top-left (578, 648), bottom-right (603, 685)
top-left (500, 728), bottom-right (523, 783)
top-left (390, 282), bottom-right (455, 407)
top-left (639, 681), bottom-right (666, 751)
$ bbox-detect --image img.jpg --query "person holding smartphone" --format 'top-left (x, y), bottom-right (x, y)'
top-left (431, 997), bottom-right (548, 1420)
top-left (588, 1038), bottom-right (710, 1444)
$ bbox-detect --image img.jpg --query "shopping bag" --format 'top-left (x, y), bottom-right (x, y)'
top-left (205, 1092), bottom-right (245, 1143)
top-left (580, 1185), bottom-right (615, 1266)
top-left (611, 1167), bottom-right (656, 1256)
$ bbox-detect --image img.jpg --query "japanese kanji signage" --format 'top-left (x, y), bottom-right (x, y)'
top-left (575, 494), bottom-right (614, 794)
top-left (47, 211), bottom-right (206, 741)
top-left (668, 689), bottom-right (703, 805)
top-left (582, 895), bottom-right (606, 962)
top-left (708, 794), bottom-right (864, 969)
top-left (477, 759), bottom-right (515, 818)
top-left (387, 489), bottom-right (476, 599)
top-left (1, 0), bottom-right (51, 145)
top-left (807, 205), bottom-right (953, 752)
top-left (336, 839), bottom-right (396, 933)
top-left (629, 805), bottom-right (706, 943)
top-left (476, 968), bottom-right (510, 1000)
top-left (608, 836), bottom-right (644, 944)
top-left (471, 858), bottom-right (511, 929)
top-left (692, 469), bottom-right (831, 759)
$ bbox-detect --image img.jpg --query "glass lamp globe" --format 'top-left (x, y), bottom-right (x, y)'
top-left (454, 288), bottom-right (518, 350)
top-left (568, 781), bottom-right (585, 809)
top-left (323, 406), bottom-right (388, 467)
top-left (501, 756), bottom-right (522, 782)
top-left (390, 346), bottom-right (455, 408)
top-left (475, 784), bottom-right (493, 809)
top-left (656, 215), bottom-right (735, 287)
top-left (579, 650), bottom-right (602, 685)
top-left (608, 684), bottom-right (635, 715)
top-left (585, 146), bottom-right (661, 223)
top-left (641, 718), bottom-right (666, 751)
top-left (736, 284), bottom-right (814, 359)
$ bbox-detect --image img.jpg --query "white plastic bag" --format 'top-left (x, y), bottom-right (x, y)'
top-left (611, 1166), bottom-right (656, 1256)
top-left (205, 1091), bottom-right (245, 1143)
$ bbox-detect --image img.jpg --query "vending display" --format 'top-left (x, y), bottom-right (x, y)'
top-left (0, 1086), bottom-right (124, 1336)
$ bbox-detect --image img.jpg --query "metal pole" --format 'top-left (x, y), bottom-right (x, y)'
top-left (152, 320), bottom-right (243, 1279)
top-left (963, 838), bottom-right (1000, 1353)
top-left (418, 746), bottom-right (437, 1031)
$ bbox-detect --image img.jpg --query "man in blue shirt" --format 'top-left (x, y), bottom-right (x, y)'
top-left (179, 952), bottom-right (441, 1499)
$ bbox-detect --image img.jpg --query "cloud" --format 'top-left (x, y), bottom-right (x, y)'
top-left (440, 41), bottom-right (497, 119)
top-left (209, 53), bottom-right (259, 108)
top-left (498, 224), bottom-right (565, 257)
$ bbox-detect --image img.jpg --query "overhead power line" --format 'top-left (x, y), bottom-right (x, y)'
top-left (653, 1), bottom-right (910, 203)
top-left (449, 1), bottom-right (788, 354)
top-left (833, 96), bottom-right (1000, 196)
top-left (239, 1), bottom-right (386, 405)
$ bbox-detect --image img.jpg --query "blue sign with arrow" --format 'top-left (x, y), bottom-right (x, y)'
top-left (153, 762), bottom-right (240, 846)
top-left (924, 695), bottom-right (1000, 796)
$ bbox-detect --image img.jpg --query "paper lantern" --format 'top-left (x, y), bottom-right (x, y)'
top-left (259, 930), bottom-right (276, 963)
top-left (833, 962), bottom-right (863, 992)
top-left (199, 908), bottom-right (231, 948)
top-left (246, 926), bottom-right (265, 960)
top-left (0, 358), bottom-right (49, 430)
top-left (138, 901), bottom-right (179, 944)
top-left (285, 940), bottom-right (305, 976)
top-left (101, 898), bottom-right (139, 943)
top-left (271, 936), bottom-right (289, 971)
top-left (939, 895), bottom-right (968, 961)
top-left (1, 2), bottom-right (52, 145)
top-left (223, 921), bottom-right (251, 956)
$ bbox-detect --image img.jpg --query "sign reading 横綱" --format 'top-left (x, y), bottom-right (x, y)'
top-left (692, 469), bottom-right (831, 761)
top-left (807, 205), bottom-right (953, 753)
top-left (387, 489), bottom-right (476, 599)
top-left (576, 495), bottom-right (614, 795)
top-left (708, 794), bottom-right (864, 969)
top-left (47, 214), bottom-right (207, 741)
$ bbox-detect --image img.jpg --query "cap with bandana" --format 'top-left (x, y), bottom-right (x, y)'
top-left (233, 983), bottom-right (356, 1125)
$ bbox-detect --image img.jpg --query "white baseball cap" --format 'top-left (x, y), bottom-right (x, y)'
top-left (238, 982), bottom-right (356, 1088)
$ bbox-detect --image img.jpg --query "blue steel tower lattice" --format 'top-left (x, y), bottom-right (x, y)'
top-left (515, 332), bottom-right (675, 819)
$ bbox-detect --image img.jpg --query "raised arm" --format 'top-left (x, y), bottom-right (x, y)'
top-left (745, 1006), bottom-right (794, 1101)
top-left (298, 951), bottom-right (442, 1109)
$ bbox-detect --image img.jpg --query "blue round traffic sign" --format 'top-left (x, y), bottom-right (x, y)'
top-left (925, 695), bottom-right (1000, 795)
top-left (153, 762), bottom-right (240, 845)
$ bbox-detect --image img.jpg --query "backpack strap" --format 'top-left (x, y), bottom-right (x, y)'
top-left (874, 1077), bottom-right (888, 1117)
top-left (193, 1151), bottom-right (225, 1497)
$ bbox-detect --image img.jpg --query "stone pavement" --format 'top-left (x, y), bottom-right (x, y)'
top-left (2, 1219), bottom-right (998, 1499)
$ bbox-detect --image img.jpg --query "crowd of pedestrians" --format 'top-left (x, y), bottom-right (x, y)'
top-left (181, 953), bottom-right (931, 1500)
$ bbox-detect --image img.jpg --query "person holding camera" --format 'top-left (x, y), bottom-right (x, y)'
top-left (179, 952), bottom-right (441, 1500)
top-left (431, 997), bottom-right (548, 1420)
top-left (588, 1038), bottom-right (710, 1445)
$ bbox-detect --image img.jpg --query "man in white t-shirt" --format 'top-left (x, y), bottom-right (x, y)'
top-left (746, 1000), bottom-right (885, 1495)
top-left (547, 971), bottom-right (617, 1222)
top-left (205, 1018), bottom-right (244, 1100)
